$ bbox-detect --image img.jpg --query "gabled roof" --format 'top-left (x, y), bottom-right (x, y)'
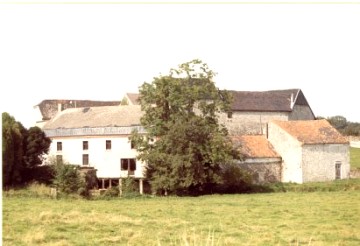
top-left (232, 135), bottom-right (280, 158)
top-left (124, 93), bottom-right (140, 105)
top-left (43, 105), bottom-right (142, 129)
top-left (272, 119), bottom-right (348, 144)
top-left (35, 100), bottom-right (120, 121)
top-left (229, 89), bottom-right (311, 112)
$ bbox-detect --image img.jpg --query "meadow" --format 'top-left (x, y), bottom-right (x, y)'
top-left (350, 147), bottom-right (360, 169)
top-left (3, 180), bottom-right (360, 246)
top-left (3, 149), bottom-right (360, 246)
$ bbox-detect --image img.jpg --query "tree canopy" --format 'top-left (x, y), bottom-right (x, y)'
top-left (131, 59), bottom-right (239, 195)
top-left (325, 115), bottom-right (360, 136)
top-left (2, 112), bottom-right (51, 188)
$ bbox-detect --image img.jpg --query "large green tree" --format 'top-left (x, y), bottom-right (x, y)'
top-left (131, 59), bottom-right (238, 195)
top-left (2, 112), bottom-right (51, 188)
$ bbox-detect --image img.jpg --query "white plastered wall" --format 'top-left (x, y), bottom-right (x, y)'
top-left (47, 135), bottom-right (145, 179)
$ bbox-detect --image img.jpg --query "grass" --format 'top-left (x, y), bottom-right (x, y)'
top-left (350, 147), bottom-right (360, 169)
top-left (3, 181), bottom-right (360, 245)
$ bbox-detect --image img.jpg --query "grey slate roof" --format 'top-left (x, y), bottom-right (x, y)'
top-left (229, 89), bottom-right (309, 112)
top-left (43, 105), bottom-right (142, 129)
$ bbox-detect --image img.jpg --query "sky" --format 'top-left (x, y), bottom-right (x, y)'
top-left (1, 1), bottom-right (360, 128)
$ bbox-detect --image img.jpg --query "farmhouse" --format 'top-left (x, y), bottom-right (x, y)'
top-left (40, 88), bottom-right (348, 189)
top-left (43, 105), bottom-right (146, 193)
top-left (233, 120), bottom-right (350, 183)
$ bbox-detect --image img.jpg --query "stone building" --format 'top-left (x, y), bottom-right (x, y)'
top-left (232, 135), bottom-right (282, 184)
top-left (268, 119), bottom-right (350, 183)
top-left (219, 89), bottom-right (315, 135)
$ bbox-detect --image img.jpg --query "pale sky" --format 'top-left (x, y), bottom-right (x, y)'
top-left (1, 1), bottom-right (360, 128)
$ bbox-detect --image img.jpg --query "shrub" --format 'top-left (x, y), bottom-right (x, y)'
top-left (219, 163), bottom-right (253, 193)
top-left (53, 163), bottom-right (84, 194)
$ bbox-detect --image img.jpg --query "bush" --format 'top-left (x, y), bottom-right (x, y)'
top-left (102, 186), bottom-right (120, 197)
top-left (22, 165), bottom-right (55, 185)
top-left (218, 163), bottom-right (253, 193)
top-left (53, 163), bottom-right (84, 194)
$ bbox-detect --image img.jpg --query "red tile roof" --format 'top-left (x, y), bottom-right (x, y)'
top-left (232, 135), bottom-right (280, 158)
top-left (272, 120), bottom-right (349, 144)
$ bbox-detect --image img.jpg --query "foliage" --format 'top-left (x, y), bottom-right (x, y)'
top-left (218, 163), bottom-right (253, 193)
top-left (22, 165), bottom-right (55, 185)
top-left (2, 112), bottom-right (26, 187)
top-left (102, 186), bottom-right (120, 198)
top-left (326, 115), bottom-right (360, 136)
top-left (53, 162), bottom-right (84, 194)
top-left (131, 59), bottom-right (239, 195)
top-left (2, 112), bottom-right (51, 188)
top-left (23, 126), bottom-right (51, 168)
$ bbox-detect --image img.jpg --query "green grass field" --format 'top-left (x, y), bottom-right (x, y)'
top-left (350, 147), bottom-right (360, 169)
top-left (3, 184), bottom-right (360, 245)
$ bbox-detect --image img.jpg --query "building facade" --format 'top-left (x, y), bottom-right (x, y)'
top-left (43, 105), bottom-right (146, 192)
top-left (268, 120), bottom-right (350, 183)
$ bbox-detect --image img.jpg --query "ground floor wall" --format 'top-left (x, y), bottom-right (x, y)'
top-left (238, 158), bottom-right (282, 184)
top-left (301, 144), bottom-right (350, 182)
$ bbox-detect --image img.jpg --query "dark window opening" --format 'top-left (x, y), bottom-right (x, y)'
top-left (227, 111), bottom-right (233, 119)
top-left (121, 158), bottom-right (136, 175)
top-left (57, 142), bottom-right (62, 151)
top-left (83, 154), bottom-right (89, 165)
top-left (56, 155), bottom-right (62, 164)
top-left (83, 141), bottom-right (88, 150)
top-left (106, 140), bottom-right (111, 150)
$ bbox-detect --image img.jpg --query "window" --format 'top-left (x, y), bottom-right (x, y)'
top-left (83, 154), bottom-right (89, 165)
top-left (131, 140), bottom-right (136, 149)
top-left (121, 158), bottom-right (136, 175)
top-left (56, 155), bottom-right (62, 164)
top-left (335, 162), bottom-right (342, 179)
top-left (106, 140), bottom-right (111, 150)
top-left (227, 111), bottom-right (233, 119)
top-left (57, 142), bottom-right (62, 151)
top-left (83, 141), bottom-right (88, 150)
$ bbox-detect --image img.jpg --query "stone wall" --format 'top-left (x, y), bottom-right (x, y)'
top-left (238, 158), bottom-right (282, 184)
top-left (219, 111), bottom-right (289, 135)
top-left (267, 122), bottom-right (303, 183)
top-left (288, 105), bottom-right (315, 120)
top-left (302, 144), bottom-right (350, 182)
